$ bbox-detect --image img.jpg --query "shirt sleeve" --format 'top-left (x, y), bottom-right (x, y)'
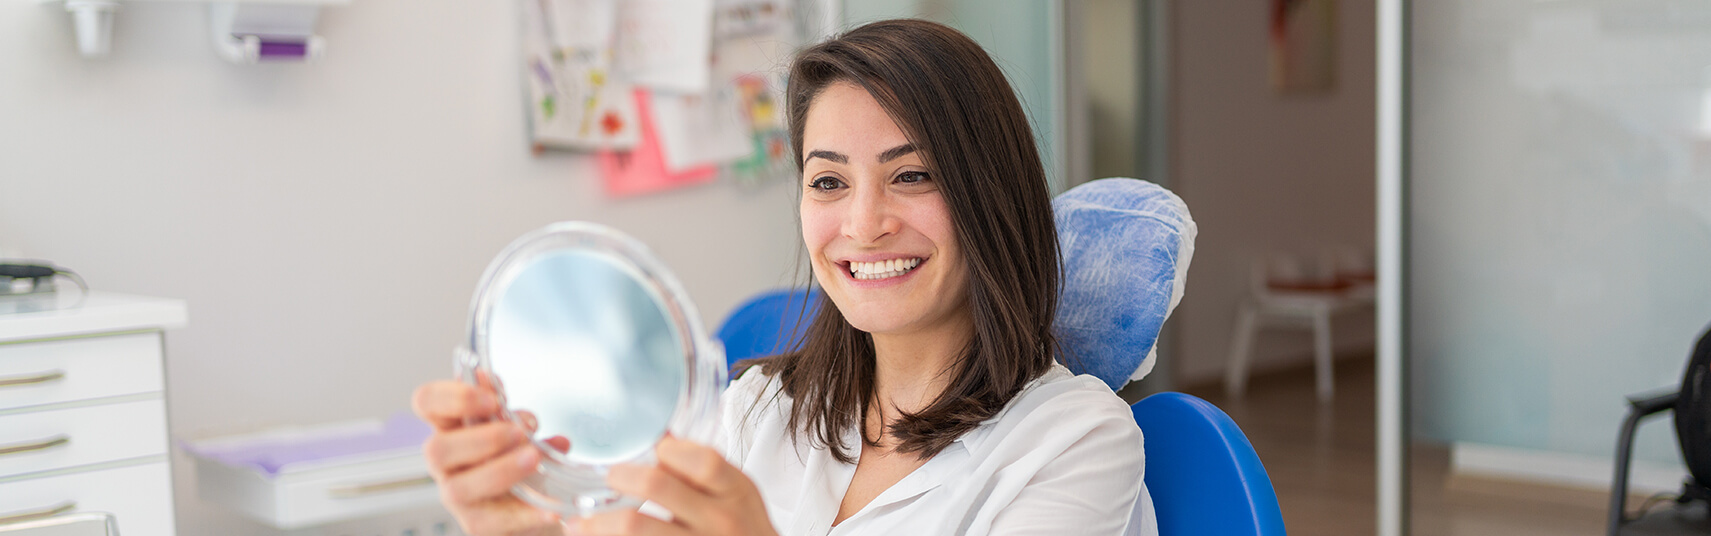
top-left (711, 367), bottom-right (777, 467)
top-left (984, 400), bottom-right (1150, 536)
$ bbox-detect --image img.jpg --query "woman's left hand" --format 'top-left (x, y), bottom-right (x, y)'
top-left (571, 436), bottom-right (778, 536)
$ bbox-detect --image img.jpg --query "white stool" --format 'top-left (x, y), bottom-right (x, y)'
top-left (1224, 260), bottom-right (1374, 402)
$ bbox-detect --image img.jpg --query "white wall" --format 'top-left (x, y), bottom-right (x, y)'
top-left (0, 1), bottom-right (803, 532)
top-left (1170, 0), bottom-right (1378, 385)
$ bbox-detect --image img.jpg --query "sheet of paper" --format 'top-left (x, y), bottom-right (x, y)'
top-left (724, 73), bottom-right (793, 184)
top-left (711, 1), bottom-right (796, 185)
top-left (544, 0), bottom-right (617, 50)
top-left (713, 0), bottom-right (791, 40)
top-left (523, 0), bottom-right (639, 150)
top-left (614, 0), bottom-right (716, 93)
top-left (600, 89), bottom-right (719, 197)
top-left (650, 89), bottom-right (753, 173)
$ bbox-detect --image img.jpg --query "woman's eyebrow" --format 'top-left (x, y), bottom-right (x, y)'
top-left (877, 143), bottom-right (916, 163)
top-left (805, 150), bottom-right (848, 164)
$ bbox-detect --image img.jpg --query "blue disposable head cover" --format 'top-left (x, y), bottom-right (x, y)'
top-left (1053, 178), bottom-right (1197, 391)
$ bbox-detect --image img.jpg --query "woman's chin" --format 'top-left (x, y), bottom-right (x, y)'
top-left (839, 313), bottom-right (906, 335)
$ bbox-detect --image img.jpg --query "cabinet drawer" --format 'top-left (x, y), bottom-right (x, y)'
top-left (0, 332), bottom-right (164, 412)
top-left (0, 462), bottom-right (175, 536)
top-left (0, 400), bottom-right (168, 480)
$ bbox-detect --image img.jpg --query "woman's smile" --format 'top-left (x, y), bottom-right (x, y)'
top-left (840, 256), bottom-right (927, 283)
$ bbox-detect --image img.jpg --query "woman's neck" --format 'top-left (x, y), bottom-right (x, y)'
top-left (868, 313), bottom-right (973, 417)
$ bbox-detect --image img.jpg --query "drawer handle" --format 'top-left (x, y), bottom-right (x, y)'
top-left (0, 434), bottom-right (70, 457)
top-left (0, 369), bottom-right (65, 389)
top-left (0, 500), bottom-right (76, 525)
top-left (327, 474), bottom-right (436, 499)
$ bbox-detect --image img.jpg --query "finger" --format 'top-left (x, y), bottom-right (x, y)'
top-left (475, 368), bottom-right (506, 395)
top-left (439, 441), bottom-right (543, 507)
top-left (606, 464), bottom-right (711, 528)
top-left (515, 410), bottom-right (540, 433)
top-left (573, 509), bottom-right (690, 536)
top-left (413, 381), bottom-right (499, 430)
top-left (654, 437), bottom-right (740, 495)
top-left (454, 497), bottom-right (560, 536)
top-left (513, 411), bottom-right (571, 453)
top-left (423, 421), bottom-right (529, 477)
top-left (544, 435), bottom-right (571, 454)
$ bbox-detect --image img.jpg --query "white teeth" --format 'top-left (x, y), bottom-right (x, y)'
top-left (847, 258), bottom-right (923, 280)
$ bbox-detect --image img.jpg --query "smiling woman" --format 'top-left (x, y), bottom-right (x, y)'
top-left (728, 18), bottom-right (1152, 536)
top-left (411, 18), bottom-right (1151, 536)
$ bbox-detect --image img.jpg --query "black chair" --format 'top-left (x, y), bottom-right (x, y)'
top-left (1609, 325), bottom-right (1711, 535)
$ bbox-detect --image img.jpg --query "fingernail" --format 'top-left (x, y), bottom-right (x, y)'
top-left (518, 446), bottom-right (540, 469)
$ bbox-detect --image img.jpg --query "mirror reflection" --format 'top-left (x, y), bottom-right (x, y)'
top-left (487, 249), bottom-right (684, 465)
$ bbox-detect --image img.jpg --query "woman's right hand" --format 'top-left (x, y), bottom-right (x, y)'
top-left (413, 375), bottom-right (561, 536)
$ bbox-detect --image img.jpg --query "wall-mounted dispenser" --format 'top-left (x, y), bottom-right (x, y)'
top-left (208, 2), bottom-right (331, 63)
top-left (51, 0), bottom-right (348, 62)
top-left (64, 0), bottom-right (119, 57)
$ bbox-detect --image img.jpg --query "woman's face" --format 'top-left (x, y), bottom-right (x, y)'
top-left (799, 82), bottom-right (968, 337)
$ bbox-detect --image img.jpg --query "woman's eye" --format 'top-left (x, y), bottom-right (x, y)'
top-left (808, 176), bottom-right (844, 191)
top-left (897, 171), bottom-right (931, 184)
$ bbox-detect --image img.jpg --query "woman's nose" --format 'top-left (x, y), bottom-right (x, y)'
top-left (844, 186), bottom-right (900, 243)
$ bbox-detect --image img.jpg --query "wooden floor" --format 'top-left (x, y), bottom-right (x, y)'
top-left (1173, 356), bottom-right (1614, 536)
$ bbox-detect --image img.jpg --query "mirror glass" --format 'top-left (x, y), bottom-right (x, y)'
top-left (459, 222), bottom-right (723, 517)
top-left (489, 249), bottom-right (682, 464)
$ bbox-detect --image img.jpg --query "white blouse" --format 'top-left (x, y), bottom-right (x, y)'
top-left (711, 363), bottom-right (1157, 536)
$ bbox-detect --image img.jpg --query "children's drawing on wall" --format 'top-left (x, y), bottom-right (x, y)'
top-left (523, 0), bottom-right (640, 150)
top-left (728, 74), bottom-right (792, 186)
top-left (713, 0), bottom-right (796, 186)
top-left (1269, 0), bottom-right (1336, 94)
top-left (522, 0), bottom-right (817, 197)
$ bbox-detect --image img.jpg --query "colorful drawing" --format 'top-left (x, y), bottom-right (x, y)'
top-left (523, 0), bottom-right (641, 150)
top-left (725, 74), bottom-right (792, 185)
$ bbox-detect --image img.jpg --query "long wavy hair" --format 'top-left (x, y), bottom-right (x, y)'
top-left (741, 19), bottom-right (1060, 464)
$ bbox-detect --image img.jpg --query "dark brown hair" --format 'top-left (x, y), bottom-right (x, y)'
top-left (742, 19), bottom-right (1060, 463)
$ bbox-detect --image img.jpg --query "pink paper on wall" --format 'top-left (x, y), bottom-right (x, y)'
top-left (598, 89), bottom-right (718, 197)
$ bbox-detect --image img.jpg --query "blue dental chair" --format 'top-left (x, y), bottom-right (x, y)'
top-left (715, 287), bottom-right (821, 366)
top-left (716, 178), bottom-right (1285, 536)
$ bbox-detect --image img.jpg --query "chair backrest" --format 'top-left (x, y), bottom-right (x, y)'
top-left (1677, 324), bottom-right (1711, 489)
top-left (715, 287), bottom-right (821, 372)
top-left (1132, 393), bottom-right (1287, 536)
top-left (1053, 178), bottom-right (1196, 391)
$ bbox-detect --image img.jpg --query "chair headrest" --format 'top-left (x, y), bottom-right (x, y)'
top-left (1053, 178), bottom-right (1197, 391)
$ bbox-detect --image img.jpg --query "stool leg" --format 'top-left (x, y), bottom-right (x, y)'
top-left (1313, 309), bottom-right (1334, 402)
top-left (1226, 303), bottom-right (1259, 397)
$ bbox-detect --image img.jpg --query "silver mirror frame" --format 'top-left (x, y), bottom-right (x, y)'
top-left (455, 221), bottom-right (727, 518)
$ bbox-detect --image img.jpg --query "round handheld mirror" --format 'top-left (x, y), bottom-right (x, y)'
top-left (457, 222), bottom-right (726, 517)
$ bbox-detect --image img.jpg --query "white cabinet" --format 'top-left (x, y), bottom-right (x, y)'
top-left (0, 293), bottom-right (185, 536)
